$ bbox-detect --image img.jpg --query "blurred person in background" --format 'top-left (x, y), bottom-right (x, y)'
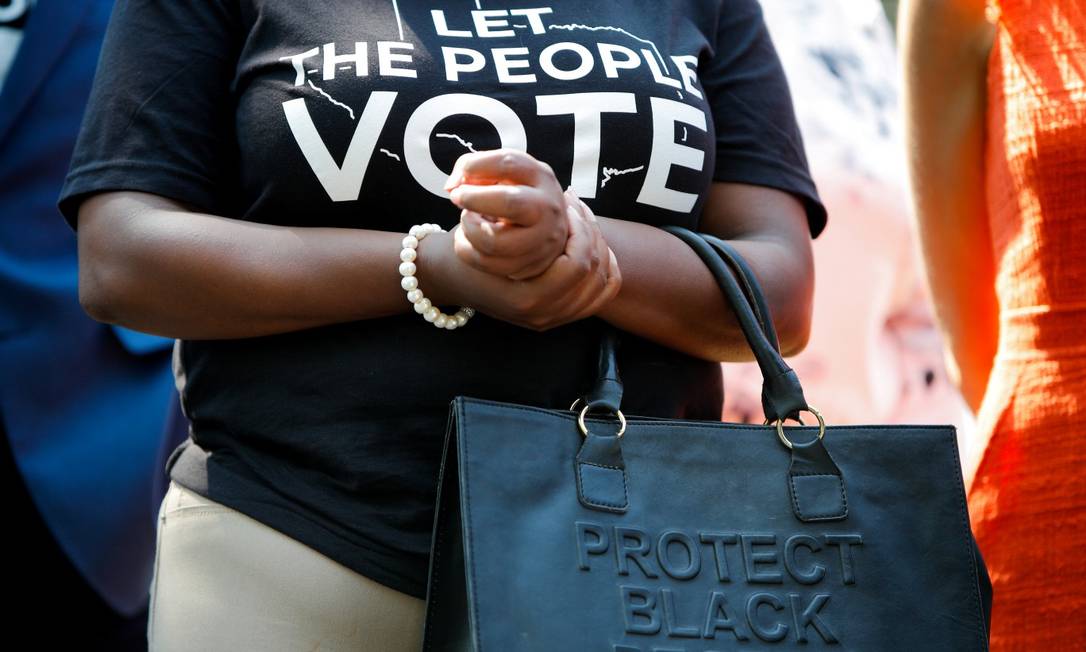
top-left (1, 0), bottom-right (184, 648)
top-left (902, 0), bottom-right (1086, 647)
top-left (722, 0), bottom-right (976, 479)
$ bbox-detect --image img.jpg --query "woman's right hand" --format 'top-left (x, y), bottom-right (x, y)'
top-left (445, 149), bottom-right (570, 281)
top-left (418, 194), bottom-right (622, 332)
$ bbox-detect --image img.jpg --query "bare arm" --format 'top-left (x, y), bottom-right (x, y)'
top-left (77, 189), bottom-right (617, 340)
top-left (81, 160), bottom-right (812, 362)
top-left (448, 150), bottom-right (814, 363)
top-left (594, 183), bottom-right (813, 361)
top-left (77, 191), bottom-right (421, 339)
top-left (900, 0), bottom-right (998, 411)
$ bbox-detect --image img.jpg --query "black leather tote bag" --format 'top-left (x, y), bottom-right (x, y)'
top-left (423, 227), bottom-right (992, 651)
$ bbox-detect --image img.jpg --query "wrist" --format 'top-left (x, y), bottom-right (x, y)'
top-left (401, 225), bottom-right (476, 330)
top-left (414, 229), bottom-right (464, 307)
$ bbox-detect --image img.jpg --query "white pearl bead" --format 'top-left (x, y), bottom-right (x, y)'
top-left (403, 225), bottom-right (468, 331)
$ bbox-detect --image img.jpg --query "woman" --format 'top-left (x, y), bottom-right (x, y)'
top-left (59, 1), bottom-right (824, 649)
top-left (902, 0), bottom-right (1086, 647)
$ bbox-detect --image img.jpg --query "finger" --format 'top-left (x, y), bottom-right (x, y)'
top-left (459, 149), bottom-right (554, 188)
top-left (575, 196), bottom-right (612, 294)
top-left (546, 207), bottom-right (620, 324)
top-left (459, 209), bottom-right (561, 261)
top-left (458, 211), bottom-right (503, 255)
top-left (457, 247), bottom-right (536, 278)
top-left (456, 241), bottom-right (548, 278)
top-left (504, 203), bottom-right (611, 329)
top-left (450, 184), bottom-right (560, 228)
top-left (453, 214), bottom-right (547, 277)
top-left (535, 207), bottom-right (599, 318)
top-left (570, 247), bottom-right (623, 321)
top-left (445, 149), bottom-right (548, 191)
top-left (444, 153), bottom-right (476, 192)
top-left (504, 248), bottom-right (564, 281)
top-left (558, 237), bottom-right (615, 322)
top-left (563, 189), bottom-right (586, 221)
top-left (566, 190), bottom-right (603, 238)
top-left (574, 194), bottom-right (599, 224)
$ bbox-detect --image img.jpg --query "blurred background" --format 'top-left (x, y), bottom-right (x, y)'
top-left (720, 0), bottom-right (979, 485)
top-left (883, 0), bottom-right (900, 26)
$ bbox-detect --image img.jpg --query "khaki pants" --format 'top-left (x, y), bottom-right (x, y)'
top-left (148, 481), bottom-right (425, 651)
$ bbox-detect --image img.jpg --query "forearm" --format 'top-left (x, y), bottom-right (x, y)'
top-left (78, 191), bottom-right (438, 339)
top-left (595, 216), bottom-right (812, 362)
top-left (900, 0), bottom-right (998, 410)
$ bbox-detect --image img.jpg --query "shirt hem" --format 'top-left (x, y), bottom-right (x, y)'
top-left (168, 450), bottom-right (429, 599)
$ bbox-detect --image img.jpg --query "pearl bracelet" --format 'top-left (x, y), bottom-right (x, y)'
top-left (400, 223), bottom-right (475, 330)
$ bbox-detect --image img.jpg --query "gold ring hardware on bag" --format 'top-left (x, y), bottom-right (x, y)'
top-left (768, 406), bottom-right (825, 449)
top-left (577, 404), bottom-right (627, 439)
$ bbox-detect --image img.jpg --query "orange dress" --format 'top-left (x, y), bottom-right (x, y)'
top-left (970, 0), bottom-right (1086, 648)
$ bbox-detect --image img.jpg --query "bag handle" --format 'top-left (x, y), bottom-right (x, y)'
top-left (574, 228), bottom-right (846, 524)
top-left (578, 227), bottom-right (809, 423)
top-left (577, 227), bottom-right (807, 423)
top-left (699, 233), bottom-right (797, 425)
top-left (701, 234), bottom-right (781, 354)
top-left (667, 226), bottom-right (810, 422)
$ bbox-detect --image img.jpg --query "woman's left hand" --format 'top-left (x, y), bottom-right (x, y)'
top-left (445, 149), bottom-right (571, 280)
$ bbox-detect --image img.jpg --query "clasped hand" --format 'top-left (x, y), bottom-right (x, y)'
top-left (434, 149), bottom-right (621, 331)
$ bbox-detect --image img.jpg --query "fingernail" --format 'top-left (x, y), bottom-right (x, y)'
top-left (444, 168), bottom-right (463, 191)
top-left (449, 186), bottom-right (463, 205)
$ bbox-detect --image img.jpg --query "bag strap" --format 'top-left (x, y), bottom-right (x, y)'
top-left (663, 226), bottom-right (809, 422)
top-left (701, 234), bottom-right (780, 353)
top-left (575, 228), bottom-right (845, 523)
top-left (579, 226), bottom-right (810, 422)
top-left (584, 327), bottom-right (622, 413)
top-left (700, 234), bottom-right (786, 421)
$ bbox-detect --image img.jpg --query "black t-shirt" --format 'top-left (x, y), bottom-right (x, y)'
top-left (59, 0), bottom-right (824, 597)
